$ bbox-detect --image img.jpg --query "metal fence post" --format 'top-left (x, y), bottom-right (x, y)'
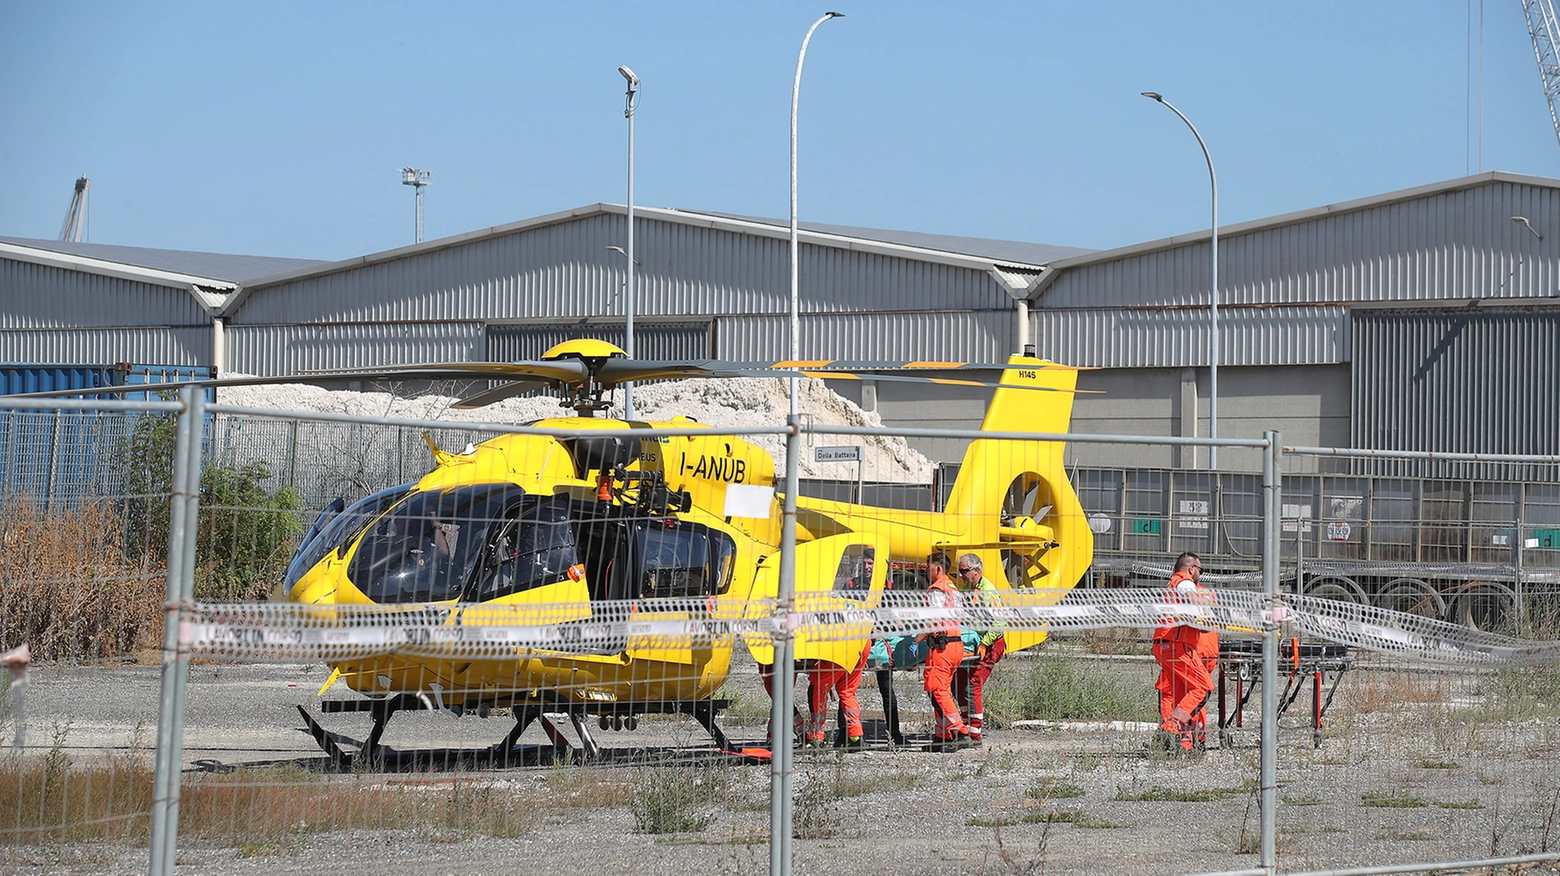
top-left (769, 414), bottom-right (801, 876)
top-left (149, 387), bottom-right (198, 876)
top-left (1515, 481), bottom-right (1527, 622)
top-left (1261, 430), bottom-right (1282, 873)
top-left (45, 410), bottom-right (62, 512)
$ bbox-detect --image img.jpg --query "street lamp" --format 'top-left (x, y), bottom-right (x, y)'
top-left (1142, 91), bottom-right (1219, 469)
top-left (789, 11), bottom-right (844, 418)
top-left (619, 65), bottom-right (640, 419)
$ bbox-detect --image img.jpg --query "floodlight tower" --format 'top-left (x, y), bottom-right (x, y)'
top-left (401, 168), bottom-right (431, 243)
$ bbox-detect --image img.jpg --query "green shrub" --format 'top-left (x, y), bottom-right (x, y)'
top-left (627, 763), bottom-right (720, 834)
top-left (984, 652), bottom-right (1156, 726)
top-left (120, 411), bottom-right (303, 601)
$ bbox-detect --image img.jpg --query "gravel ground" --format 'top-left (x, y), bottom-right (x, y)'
top-left (6, 652), bottom-right (1560, 876)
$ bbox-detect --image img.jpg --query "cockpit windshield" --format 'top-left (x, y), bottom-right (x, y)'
top-left (347, 484), bottom-right (518, 603)
top-left (283, 484), bottom-right (412, 594)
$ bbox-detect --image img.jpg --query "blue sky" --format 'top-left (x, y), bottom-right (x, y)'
top-left (1, 2), bottom-right (1553, 261)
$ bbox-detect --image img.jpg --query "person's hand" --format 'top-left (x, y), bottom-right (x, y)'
top-left (977, 644), bottom-right (988, 661)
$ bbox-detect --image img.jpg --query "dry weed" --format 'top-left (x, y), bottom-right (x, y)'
top-left (0, 756), bottom-right (558, 847)
top-left (0, 495), bottom-right (165, 662)
top-left (1341, 669), bottom-right (1450, 715)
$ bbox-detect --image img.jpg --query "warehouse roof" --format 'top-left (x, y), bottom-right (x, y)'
top-left (1042, 170), bottom-right (1559, 273)
top-left (0, 236), bottom-right (326, 285)
top-left (682, 209), bottom-right (1096, 266)
top-left (239, 203), bottom-right (1088, 292)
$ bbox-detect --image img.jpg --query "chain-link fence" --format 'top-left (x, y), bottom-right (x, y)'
top-left (4, 398), bottom-right (1560, 876)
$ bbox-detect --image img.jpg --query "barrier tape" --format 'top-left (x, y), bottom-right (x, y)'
top-left (176, 588), bottom-right (1560, 667)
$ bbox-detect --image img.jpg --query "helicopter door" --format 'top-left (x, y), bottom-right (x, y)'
top-left (743, 534), bottom-right (887, 671)
top-left (623, 520), bottom-right (737, 666)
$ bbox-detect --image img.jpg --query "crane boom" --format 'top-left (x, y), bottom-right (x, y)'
top-left (1522, 0), bottom-right (1560, 151)
top-left (59, 176), bottom-right (89, 242)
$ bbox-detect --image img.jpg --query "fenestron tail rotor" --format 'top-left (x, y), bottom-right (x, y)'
top-left (1000, 474), bottom-right (1057, 589)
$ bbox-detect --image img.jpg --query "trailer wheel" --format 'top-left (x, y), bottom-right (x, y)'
top-left (1447, 582), bottom-right (1515, 631)
top-left (1300, 575), bottom-right (1365, 605)
top-left (1375, 578), bottom-right (1445, 619)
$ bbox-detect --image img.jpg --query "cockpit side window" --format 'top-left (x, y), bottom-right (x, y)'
top-left (634, 522), bottom-right (736, 600)
top-left (473, 495), bottom-right (581, 601)
top-left (834, 543), bottom-right (875, 601)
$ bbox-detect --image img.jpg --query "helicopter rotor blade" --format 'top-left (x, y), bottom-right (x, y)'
top-left (297, 360), bottom-right (592, 385)
top-left (591, 358), bottom-right (1092, 393)
top-left (450, 380), bottom-right (554, 409)
top-left (772, 359), bottom-right (1090, 373)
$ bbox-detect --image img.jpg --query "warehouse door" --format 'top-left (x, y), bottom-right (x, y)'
top-left (486, 322), bottom-right (713, 363)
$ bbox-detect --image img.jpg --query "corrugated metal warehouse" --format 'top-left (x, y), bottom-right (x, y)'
top-left (3, 170), bottom-right (1556, 473)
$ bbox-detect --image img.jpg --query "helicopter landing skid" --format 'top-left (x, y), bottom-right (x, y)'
top-left (297, 697), bottom-right (734, 770)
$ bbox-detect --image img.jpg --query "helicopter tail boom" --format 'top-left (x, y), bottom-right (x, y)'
top-left (942, 355), bottom-right (1094, 610)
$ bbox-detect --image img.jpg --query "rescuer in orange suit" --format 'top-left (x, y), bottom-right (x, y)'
top-left (917, 551), bottom-right (973, 751)
top-left (803, 644), bottom-right (870, 749)
top-left (1151, 551), bottom-right (1218, 752)
top-left (758, 661), bottom-right (805, 747)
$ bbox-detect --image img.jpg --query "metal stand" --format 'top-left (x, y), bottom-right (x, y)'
top-left (1217, 639), bottom-right (1351, 749)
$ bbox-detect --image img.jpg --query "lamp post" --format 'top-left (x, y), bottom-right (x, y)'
top-left (1142, 91), bottom-right (1219, 469)
top-left (620, 66), bottom-right (640, 420)
top-left (789, 11), bottom-right (844, 418)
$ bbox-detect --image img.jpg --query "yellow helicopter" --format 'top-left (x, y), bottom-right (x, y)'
top-left (268, 340), bottom-right (1095, 764)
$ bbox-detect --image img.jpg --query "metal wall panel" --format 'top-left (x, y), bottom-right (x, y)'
top-left (1042, 179), bottom-right (1559, 312)
top-left (487, 322), bottom-right (713, 362)
top-left (2, 257), bottom-right (210, 329)
top-left (1029, 305), bottom-right (1349, 368)
top-left (1352, 307), bottom-right (1560, 478)
top-left (715, 310), bottom-right (1012, 362)
top-left (0, 327), bottom-right (209, 365)
top-left (225, 322), bottom-right (484, 376)
top-left (231, 213), bottom-right (1013, 327)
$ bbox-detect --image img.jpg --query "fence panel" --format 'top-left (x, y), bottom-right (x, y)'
top-left (6, 401), bottom-right (1560, 876)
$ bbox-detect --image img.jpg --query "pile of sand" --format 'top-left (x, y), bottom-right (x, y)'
top-left (219, 377), bottom-right (934, 482)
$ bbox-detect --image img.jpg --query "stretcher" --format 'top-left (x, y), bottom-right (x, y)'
top-left (852, 632), bottom-right (983, 747)
top-left (1216, 638), bottom-right (1352, 748)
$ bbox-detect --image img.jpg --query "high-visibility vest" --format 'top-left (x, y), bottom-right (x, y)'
top-left (1152, 571), bottom-right (1218, 656)
top-left (926, 575), bottom-right (961, 636)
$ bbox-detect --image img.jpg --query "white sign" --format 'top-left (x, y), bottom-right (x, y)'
top-left (723, 483), bottom-right (775, 519)
top-left (1328, 496), bottom-right (1364, 519)
top-left (1177, 499), bottom-right (1209, 531)
top-left (1281, 503), bottom-right (1313, 534)
top-left (814, 445), bottom-right (862, 463)
top-left (1326, 521), bottom-right (1352, 542)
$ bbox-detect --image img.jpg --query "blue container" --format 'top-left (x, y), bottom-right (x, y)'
top-left (113, 363), bottom-right (215, 403)
top-left (0, 364), bottom-right (116, 398)
top-left (0, 363), bottom-right (214, 403)
top-left (0, 363), bottom-right (215, 506)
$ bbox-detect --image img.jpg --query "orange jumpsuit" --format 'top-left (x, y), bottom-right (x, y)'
top-left (804, 643), bottom-right (870, 744)
top-left (923, 574), bottom-right (970, 741)
top-left (1152, 571), bottom-right (1219, 749)
top-left (758, 662), bottom-right (805, 744)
